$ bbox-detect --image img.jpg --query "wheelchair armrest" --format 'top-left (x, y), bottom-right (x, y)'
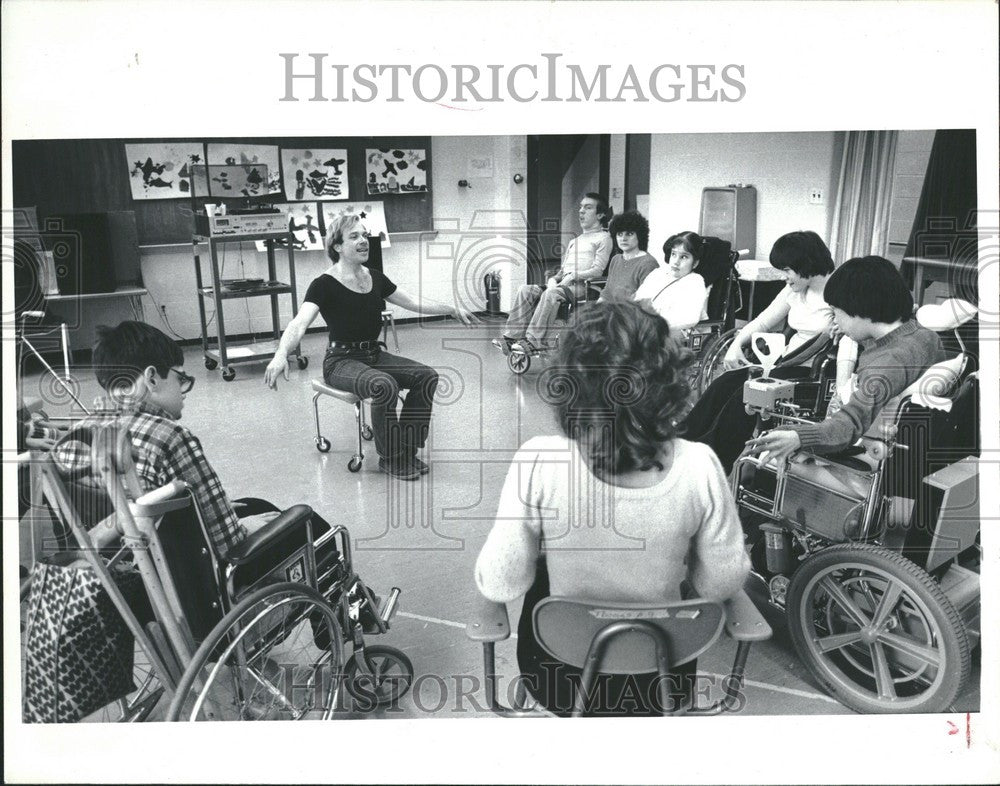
top-left (225, 504), bottom-right (314, 566)
top-left (466, 596), bottom-right (512, 642)
top-left (723, 590), bottom-right (771, 642)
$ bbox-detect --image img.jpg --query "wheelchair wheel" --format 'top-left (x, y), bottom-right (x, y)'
top-left (786, 544), bottom-right (970, 714)
top-left (344, 645), bottom-right (414, 709)
top-left (361, 425), bottom-right (374, 441)
top-left (167, 582), bottom-right (344, 721)
top-left (508, 350), bottom-right (530, 375)
top-left (693, 328), bottom-right (738, 396)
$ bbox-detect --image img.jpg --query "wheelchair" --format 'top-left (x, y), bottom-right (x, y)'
top-left (466, 586), bottom-right (771, 717)
top-left (730, 300), bottom-right (980, 713)
top-left (20, 422), bottom-right (412, 722)
top-left (501, 237), bottom-right (743, 377)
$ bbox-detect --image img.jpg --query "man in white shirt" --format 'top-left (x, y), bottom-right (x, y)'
top-left (495, 192), bottom-right (613, 353)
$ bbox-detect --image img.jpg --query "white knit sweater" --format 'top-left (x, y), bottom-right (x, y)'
top-left (475, 435), bottom-right (750, 604)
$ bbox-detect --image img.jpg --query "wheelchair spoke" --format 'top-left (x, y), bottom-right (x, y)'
top-left (814, 630), bottom-right (866, 653)
top-left (877, 631), bottom-right (942, 669)
top-left (818, 576), bottom-right (871, 628)
top-left (870, 642), bottom-right (898, 700)
top-left (869, 581), bottom-right (905, 631)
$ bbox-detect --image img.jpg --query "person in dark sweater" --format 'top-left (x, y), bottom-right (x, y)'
top-left (265, 213), bottom-right (477, 480)
top-left (599, 210), bottom-right (658, 300)
top-left (746, 256), bottom-right (945, 465)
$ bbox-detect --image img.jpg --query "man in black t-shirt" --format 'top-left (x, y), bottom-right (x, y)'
top-left (265, 214), bottom-right (477, 480)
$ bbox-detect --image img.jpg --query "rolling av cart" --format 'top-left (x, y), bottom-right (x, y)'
top-left (192, 230), bottom-right (306, 381)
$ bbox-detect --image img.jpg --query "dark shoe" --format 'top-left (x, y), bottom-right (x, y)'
top-left (511, 338), bottom-right (536, 354)
top-left (408, 455), bottom-right (430, 475)
top-left (492, 336), bottom-right (516, 355)
top-left (378, 456), bottom-right (420, 481)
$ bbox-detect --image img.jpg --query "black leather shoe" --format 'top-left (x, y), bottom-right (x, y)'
top-left (409, 456), bottom-right (430, 475)
top-left (378, 457), bottom-right (420, 480)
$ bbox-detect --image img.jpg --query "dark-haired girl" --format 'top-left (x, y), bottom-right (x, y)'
top-left (475, 298), bottom-right (750, 716)
top-left (634, 230), bottom-right (709, 331)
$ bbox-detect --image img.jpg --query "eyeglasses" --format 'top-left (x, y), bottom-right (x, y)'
top-left (170, 368), bottom-right (196, 393)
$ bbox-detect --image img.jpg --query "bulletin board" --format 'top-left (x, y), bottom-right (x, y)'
top-left (11, 136), bottom-right (432, 246)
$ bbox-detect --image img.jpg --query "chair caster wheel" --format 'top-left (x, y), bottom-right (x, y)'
top-left (345, 645), bottom-right (414, 708)
top-left (361, 425), bottom-right (374, 441)
top-left (297, 356), bottom-right (309, 370)
top-left (508, 350), bottom-right (530, 375)
top-left (316, 437), bottom-right (331, 453)
top-left (348, 456), bottom-right (363, 472)
top-left (222, 367), bottom-right (236, 381)
top-left (205, 358), bottom-right (218, 370)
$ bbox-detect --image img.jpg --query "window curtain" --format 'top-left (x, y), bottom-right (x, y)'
top-left (830, 131), bottom-right (898, 262)
top-left (901, 129), bottom-right (978, 303)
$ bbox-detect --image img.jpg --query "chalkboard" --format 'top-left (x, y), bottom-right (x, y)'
top-left (12, 136), bottom-right (433, 246)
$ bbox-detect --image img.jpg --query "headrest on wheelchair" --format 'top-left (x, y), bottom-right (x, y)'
top-left (896, 354), bottom-right (966, 411)
top-left (916, 298), bottom-right (977, 332)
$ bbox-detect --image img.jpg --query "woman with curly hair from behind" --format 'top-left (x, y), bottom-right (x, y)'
top-left (474, 298), bottom-right (750, 716)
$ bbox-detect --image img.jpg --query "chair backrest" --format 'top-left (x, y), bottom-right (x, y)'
top-left (532, 596), bottom-right (725, 674)
top-left (698, 237), bottom-right (737, 323)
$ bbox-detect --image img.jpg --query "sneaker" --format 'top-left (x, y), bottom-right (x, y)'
top-left (408, 455), bottom-right (430, 475)
top-left (378, 456), bottom-right (420, 480)
top-left (492, 336), bottom-right (516, 355)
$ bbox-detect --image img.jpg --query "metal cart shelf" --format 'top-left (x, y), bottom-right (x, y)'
top-left (192, 231), bottom-right (306, 381)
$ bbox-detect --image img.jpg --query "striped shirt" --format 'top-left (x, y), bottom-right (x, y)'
top-left (52, 396), bottom-right (247, 555)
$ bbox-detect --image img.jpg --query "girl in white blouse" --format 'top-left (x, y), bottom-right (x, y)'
top-left (634, 230), bottom-right (709, 332)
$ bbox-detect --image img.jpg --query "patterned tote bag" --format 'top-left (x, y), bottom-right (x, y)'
top-left (22, 553), bottom-right (140, 723)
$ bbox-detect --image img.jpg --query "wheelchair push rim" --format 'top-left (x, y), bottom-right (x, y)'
top-left (166, 582), bottom-right (344, 721)
top-left (786, 544), bottom-right (970, 714)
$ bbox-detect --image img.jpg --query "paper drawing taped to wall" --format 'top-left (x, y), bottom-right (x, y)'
top-left (280, 148), bottom-right (349, 201)
top-left (206, 143), bottom-right (281, 194)
top-left (322, 200), bottom-right (391, 248)
top-left (254, 202), bottom-right (324, 252)
top-left (366, 148), bottom-right (428, 195)
top-left (192, 163), bottom-right (272, 199)
top-left (124, 142), bottom-right (205, 200)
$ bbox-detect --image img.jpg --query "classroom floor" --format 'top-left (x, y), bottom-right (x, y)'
top-left (19, 318), bottom-right (981, 719)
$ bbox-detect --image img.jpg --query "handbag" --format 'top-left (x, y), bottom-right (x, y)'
top-left (22, 552), bottom-right (145, 723)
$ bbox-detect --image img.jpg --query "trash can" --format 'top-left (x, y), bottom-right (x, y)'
top-left (484, 272), bottom-right (502, 316)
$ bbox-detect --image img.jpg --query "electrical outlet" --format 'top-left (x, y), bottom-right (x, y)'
top-left (809, 188), bottom-right (824, 205)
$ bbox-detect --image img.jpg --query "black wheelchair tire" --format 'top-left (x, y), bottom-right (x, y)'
top-left (297, 355), bottom-right (309, 370)
top-left (166, 582), bottom-right (343, 721)
top-left (507, 350), bottom-right (530, 375)
top-left (786, 544), bottom-right (970, 714)
top-left (344, 645), bottom-right (414, 709)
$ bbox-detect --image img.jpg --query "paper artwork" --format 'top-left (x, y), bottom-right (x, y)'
top-left (365, 148), bottom-right (428, 195)
top-left (206, 143), bottom-right (281, 194)
top-left (254, 202), bottom-right (324, 252)
top-left (322, 201), bottom-right (391, 249)
top-left (280, 148), bottom-right (349, 201)
top-left (124, 142), bottom-right (205, 200)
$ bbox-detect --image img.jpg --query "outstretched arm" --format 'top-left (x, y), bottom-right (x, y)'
top-left (386, 287), bottom-right (479, 325)
top-left (264, 301), bottom-right (320, 388)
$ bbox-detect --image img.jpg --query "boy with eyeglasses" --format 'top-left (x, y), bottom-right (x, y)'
top-left (53, 321), bottom-right (303, 556)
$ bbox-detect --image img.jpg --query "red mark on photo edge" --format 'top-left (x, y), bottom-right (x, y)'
top-left (435, 103), bottom-right (484, 112)
top-left (966, 712), bottom-right (971, 749)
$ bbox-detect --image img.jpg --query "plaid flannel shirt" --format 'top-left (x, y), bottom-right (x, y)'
top-left (51, 395), bottom-right (248, 556)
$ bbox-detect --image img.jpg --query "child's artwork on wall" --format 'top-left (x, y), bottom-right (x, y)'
top-left (365, 148), bottom-right (428, 195)
top-left (322, 200), bottom-right (391, 248)
top-left (192, 163), bottom-right (272, 199)
top-left (124, 142), bottom-right (205, 200)
top-left (206, 143), bottom-right (281, 194)
top-left (280, 148), bottom-right (349, 201)
top-left (254, 202), bottom-right (324, 252)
